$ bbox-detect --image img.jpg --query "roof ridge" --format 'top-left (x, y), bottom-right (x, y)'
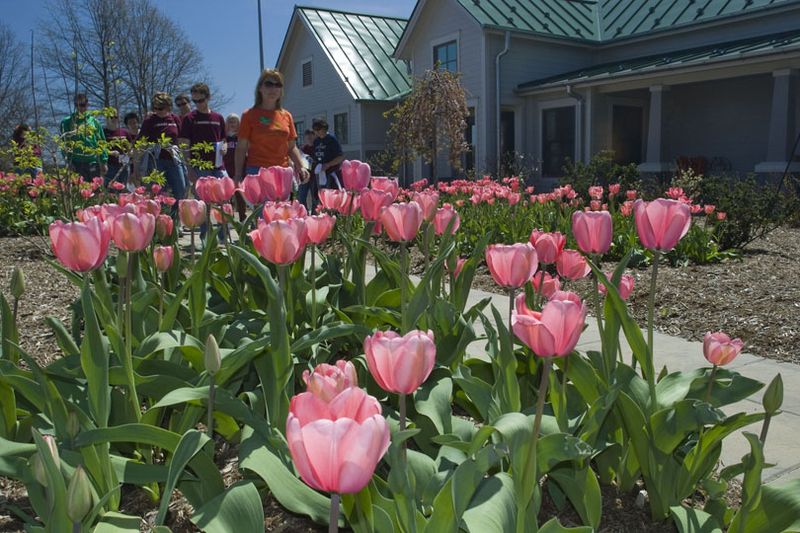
top-left (294, 4), bottom-right (408, 22)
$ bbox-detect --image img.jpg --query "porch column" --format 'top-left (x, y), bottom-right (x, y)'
top-left (756, 69), bottom-right (799, 173)
top-left (639, 85), bottom-right (671, 172)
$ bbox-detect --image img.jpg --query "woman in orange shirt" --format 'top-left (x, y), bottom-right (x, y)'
top-left (234, 69), bottom-right (310, 186)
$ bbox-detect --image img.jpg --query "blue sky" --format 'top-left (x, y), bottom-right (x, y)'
top-left (6, 0), bottom-right (417, 117)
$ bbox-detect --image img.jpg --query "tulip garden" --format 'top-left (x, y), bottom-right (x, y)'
top-left (0, 161), bottom-right (797, 532)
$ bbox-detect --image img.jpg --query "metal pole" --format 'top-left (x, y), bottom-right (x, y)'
top-left (31, 30), bottom-right (39, 129)
top-left (257, 0), bottom-right (264, 71)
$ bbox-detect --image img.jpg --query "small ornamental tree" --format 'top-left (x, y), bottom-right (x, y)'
top-left (386, 67), bottom-right (469, 183)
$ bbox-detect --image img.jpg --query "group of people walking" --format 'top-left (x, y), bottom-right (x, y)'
top-left (50, 68), bottom-right (346, 213)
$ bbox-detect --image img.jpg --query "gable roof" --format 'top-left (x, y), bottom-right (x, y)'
top-left (278, 6), bottom-right (411, 102)
top-left (453, 0), bottom-right (800, 42)
top-left (518, 28), bottom-right (800, 92)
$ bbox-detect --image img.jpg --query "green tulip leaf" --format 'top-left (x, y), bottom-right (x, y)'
top-left (191, 480), bottom-right (265, 533)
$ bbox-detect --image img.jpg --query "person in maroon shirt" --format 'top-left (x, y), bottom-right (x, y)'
top-left (137, 92), bottom-right (186, 200)
top-left (103, 109), bottom-right (134, 187)
top-left (224, 113), bottom-right (247, 221)
top-left (178, 82), bottom-right (227, 182)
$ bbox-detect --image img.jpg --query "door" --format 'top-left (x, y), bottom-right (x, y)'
top-left (612, 105), bottom-right (643, 165)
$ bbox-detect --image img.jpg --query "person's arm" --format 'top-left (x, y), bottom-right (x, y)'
top-left (235, 138), bottom-right (249, 180)
top-left (322, 155), bottom-right (345, 172)
top-left (288, 141), bottom-right (310, 183)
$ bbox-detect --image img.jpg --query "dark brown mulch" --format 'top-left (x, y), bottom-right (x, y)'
top-left (459, 226), bottom-right (800, 364)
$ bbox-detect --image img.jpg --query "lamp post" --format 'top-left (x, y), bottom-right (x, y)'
top-left (258, 0), bottom-right (264, 71)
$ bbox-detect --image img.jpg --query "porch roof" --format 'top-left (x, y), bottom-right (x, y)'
top-left (517, 29), bottom-right (800, 93)
top-left (295, 7), bottom-right (411, 101)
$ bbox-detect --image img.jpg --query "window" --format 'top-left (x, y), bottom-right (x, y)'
top-left (302, 61), bottom-right (312, 87)
top-left (433, 41), bottom-right (457, 72)
top-left (334, 112), bottom-right (349, 144)
top-left (542, 106), bottom-right (576, 177)
top-left (294, 121), bottom-right (305, 145)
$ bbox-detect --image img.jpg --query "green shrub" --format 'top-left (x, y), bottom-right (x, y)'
top-left (560, 150), bottom-right (640, 198)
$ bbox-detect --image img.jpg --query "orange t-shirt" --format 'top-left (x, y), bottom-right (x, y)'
top-left (239, 107), bottom-right (297, 168)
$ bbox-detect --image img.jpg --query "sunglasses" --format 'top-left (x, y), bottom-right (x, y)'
top-left (191, 98), bottom-right (206, 104)
top-left (177, 100), bottom-right (189, 106)
top-left (262, 81), bottom-right (283, 88)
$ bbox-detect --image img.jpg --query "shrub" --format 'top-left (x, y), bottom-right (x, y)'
top-left (560, 150), bottom-right (640, 199)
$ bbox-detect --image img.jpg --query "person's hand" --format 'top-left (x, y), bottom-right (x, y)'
top-left (299, 167), bottom-right (310, 184)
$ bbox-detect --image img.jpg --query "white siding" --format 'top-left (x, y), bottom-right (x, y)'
top-left (279, 21), bottom-right (362, 153)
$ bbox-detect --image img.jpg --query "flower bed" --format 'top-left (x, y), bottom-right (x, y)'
top-left (0, 163), bottom-right (796, 532)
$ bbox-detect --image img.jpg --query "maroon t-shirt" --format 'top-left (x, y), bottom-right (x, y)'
top-left (223, 134), bottom-right (238, 177)
top-left (103, 127), bottom-right (134, 166)
top-left (138, 113), bottom-right (181, 159)
top-left (179, 110), bottom-right (226, 168)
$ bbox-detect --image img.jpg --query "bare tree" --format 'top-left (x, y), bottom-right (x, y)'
top-left (386, 67), bottom-right (469, 182)
top-left (0, 23), bottom-right (31, 140)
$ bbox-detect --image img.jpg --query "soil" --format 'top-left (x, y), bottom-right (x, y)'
top-left (0, 222), bottom-right (782, 530)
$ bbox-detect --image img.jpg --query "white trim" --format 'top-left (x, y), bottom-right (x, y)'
top-left (537, 99), bottom-right (579, 177)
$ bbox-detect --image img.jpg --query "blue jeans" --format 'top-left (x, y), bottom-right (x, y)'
top-left (157, 158), bottom-right (186, 200)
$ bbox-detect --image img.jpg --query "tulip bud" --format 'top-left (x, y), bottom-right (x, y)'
top-left (205, 335), bottom-right (221, 376)
top-left (66, 411), bottom-right (81, 440)
top-left (32, 434), bottom-right (60, 486)
top-left (762, 374), bottom-right (783, 415)
top-left (66, 465), bottom-right (93, 523)
top-left (10, 267), bottom-right (25, 299)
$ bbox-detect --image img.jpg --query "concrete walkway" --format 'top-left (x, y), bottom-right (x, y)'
top-left (455, 280), bottom-right (800, 485)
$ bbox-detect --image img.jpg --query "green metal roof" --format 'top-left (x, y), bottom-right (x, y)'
top-left (455, 0), bottom-right (800, 42)
top-left (297, 7), bottom-right (411, 101)
top-left (517, 29), bottom-right (800, 91)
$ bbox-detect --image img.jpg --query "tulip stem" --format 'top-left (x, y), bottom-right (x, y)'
top-left (399, 392), bottom-right (407, 432)
top-left (158, 273), bottom-right (164, 329)
top-left (508, 288), bottom-right (516, 338)
top-left (123, 252), bottom-right (141, 421)
top-left (400, 242), bottom-right (408, 333)
top-left (592, 271), bottom-right (609, 380)
top-left (534, 269), bottom-right (546, 309)
top-left (645, 251), bottom-right (660, 410)
top-left (705, 365), bottom-right (718, 404)
top-left (190, 227), bottom-right (196, 266)
top-left (207, 375), bottom-right (215, 437)
top-left (278, 265), bottom-right (293, 334)
top-left (329, 493), bottom-right (340, 533)
top-left (516, 357), bottom-right (552, 533)
top-left (310, 245), bottom-right (318, 329)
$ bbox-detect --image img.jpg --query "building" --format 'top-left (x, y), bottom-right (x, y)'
top-left (276, 6), bottom-right (411, 173)
top-left (280, 1), bottom-right (800, 181)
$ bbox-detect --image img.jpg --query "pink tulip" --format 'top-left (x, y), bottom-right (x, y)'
top-left (304, 214), bottom-right (336, 244)
top-left (716, 212), bottom-right (727, 221)
top-left (319, 189), bottom-right (350, 212)
top-left (598, 272), bottom-right (635, 300)
top-left (260, 166), bottom-right (294, 202)
top-left (528, 230), bottom-right (566, 263)
top-left (485, 243), bottom-right (538, 289)
top-left (634, 199), bottom-right (691, 252)
top-left (249, 218), bottom-right (307, 265)
top-left (240, 173), bottom-right (270, 205)
top-left (153, 245), bottom-right (174, 272)
top-left (340, 160), bottom-right (371, 192)
top-left (588, 186), bottom-right (604, 200)
top-left (445, 257), bottom-right (466, 278)
top-left (155, 214), bottom-right (174, 240)
top-left (111, 212), bottom-right (155, 252)
top-left (286, 387), bottom-right (390, 494)
top-left (572, 210), bottom-right (613, 255)
top-left (359, 189), bottom-right (394, 222)
top-left (608, 183), bottom-right (621, 195)
top-left (370, 177), bottom-right (399, 200)
top-left (380, 202), bottom-right (423, 242)
top-left (363, 330), bottom-right (436, 394)
top-left (556, 249), bottom-right (590, 281)
top-left (100, 202), bottom-right (136, 224)
top-left (49, 217), bottom-right (110, 272)
top-left (531, 272), bottom-right (561, 299)
top-left (512, 291), bottom-right (587, 357)
top-left (507, 192), bottom-right (521, 206)
top-left (302, 360), bottom-right (358, 402)
top-left (195, 176), bottom-right (235, 204)
top-left (262, 200), bottom-right (307, 222)
top-left (703, 332), bottom-right (744, 366)
top-left (136, 199), bottom-right (161, 218)
top-left (211, 203), bottom-right (233, 223)
top-left (704, 204), bottom-right (716, 215)
top-left (433, 203), bottom-right (460, 235)
top-left (179, 199), bottom-right (207, 228)
top-left (412, 191), bottom-right (439, 221)
top-left (626, 190), bottom-right (638, 200)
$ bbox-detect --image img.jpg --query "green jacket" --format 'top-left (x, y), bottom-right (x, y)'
top-left (60, 112), bottom-right (108, 164)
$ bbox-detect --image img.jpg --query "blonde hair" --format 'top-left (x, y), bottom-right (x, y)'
top-left (226, 113), bottom-right (240, 123)
top-left (151, 92), bottom-right (172, 110)
top-left (254, 69), bottom-right (284, 109)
